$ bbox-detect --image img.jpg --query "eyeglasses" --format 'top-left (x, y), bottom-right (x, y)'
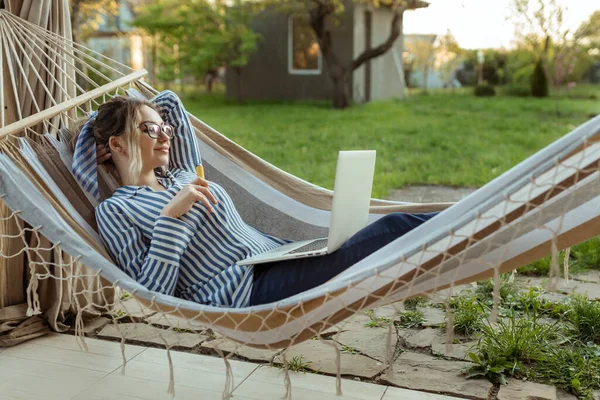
top-left (138, 122), bottom-right (174, 139)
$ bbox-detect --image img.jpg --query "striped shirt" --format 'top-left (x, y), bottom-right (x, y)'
top-left (94, 91), bottom-right (287, 307)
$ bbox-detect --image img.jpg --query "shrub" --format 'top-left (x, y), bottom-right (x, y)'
top-left (474, 83), bottom-right (496, 97)
top-left (504, 83), bottom-right (531, 97)
top-left (475, 275), bottom-right (518, 304)
top-left (569, 237), bottom-right (600, 272)
top-left (531, 59), bottom-right (549, 98)
top-left (404, 295), bottom-right (428, 310)
top-left (450, 296), bottom-right (488, 336)
top-left (531, 344), bottom-right (600, 398)
top-left (397, 309), bottom-right (425, 328)
top-left (566, 294), bottom-right (600, 344)
top-left (518, 256), bottom-right (551, 276)
top-left (475, 313), bottom-right (556, 370)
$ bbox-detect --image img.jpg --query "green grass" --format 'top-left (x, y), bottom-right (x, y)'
top-left (181, 85), bottom-right (599, 199)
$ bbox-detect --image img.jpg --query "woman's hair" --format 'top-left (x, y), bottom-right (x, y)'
top-left (73, 96), bottom-right (160, 186)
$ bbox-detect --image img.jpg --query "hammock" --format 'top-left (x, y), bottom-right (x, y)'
top-left (1, 7), bottom-right (600, 398)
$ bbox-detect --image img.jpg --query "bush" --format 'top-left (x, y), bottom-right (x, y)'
top-left (566, 294), bottom-right (600, 344)
top-left (531, 59), bottom-right (549, 98)
top-left (450, 296), bottom-right (488, 336)
top-left (504, 84), bottom-right (531, 97)
top-left (474, 83), bottom-right (496, 97)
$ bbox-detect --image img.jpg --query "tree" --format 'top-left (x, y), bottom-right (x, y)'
top-left (405, 34), bottom-right (436, 91)
top-left (133, 0), bottom-right (261, 100)
top-left (69, 0), bottom-right (120, 44)
top-left (434, 30), bottom-right (462, 88)
top-left (531, 58), bottom-right (548, 97)
top-left (277, 0), bottom-right (428, 109)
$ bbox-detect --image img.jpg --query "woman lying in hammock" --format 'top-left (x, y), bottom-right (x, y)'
top-left (72, 91), bottom-right (438, 308)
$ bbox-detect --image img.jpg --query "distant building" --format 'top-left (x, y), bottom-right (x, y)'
top-left (225, 0), bottom-right (429, 103)
top-left (86, 0), bottom-right (146, 74)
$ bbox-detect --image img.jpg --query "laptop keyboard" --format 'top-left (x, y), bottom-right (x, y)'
top-left (285, 239), bottom-right (329, 255)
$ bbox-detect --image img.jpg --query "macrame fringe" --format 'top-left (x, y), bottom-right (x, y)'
top-left (386, 323), bottom-right (394, 381)
top-left (444, 299), bottom-right (454, 354)
top-left (214, 348), bottom-right (234, 400)
top-left (74, 307), bottom-right (89, 352)
top-left (167, 346), bottom-right (176, 397)
top-left (320, 338), bottom-right (343, 395)
top-left (282, 351), bottom-right (292, 400)
top-left (490, 268), bottom-right (500, 323)
top-left (564, 247), bottom-right (571, 284)
top-left (548, 237), bottom-right (560, 291)
top-left (25, 266), bottom-right (41, 317)
top-left (120, 336), bottom-right (127, 375)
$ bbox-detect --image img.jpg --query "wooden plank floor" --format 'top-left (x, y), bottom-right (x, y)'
top-left (0, 333), bottom-right (460, 400)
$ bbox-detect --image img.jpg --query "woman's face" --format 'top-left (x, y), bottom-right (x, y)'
top-left (137, 105), bottom-right (171, 170)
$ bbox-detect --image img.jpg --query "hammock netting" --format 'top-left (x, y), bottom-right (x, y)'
top-left (1, 5), bottom-right (600, 399)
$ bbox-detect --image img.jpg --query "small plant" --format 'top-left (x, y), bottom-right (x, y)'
top-left (569, 237), bottom-right (600, 272)
top-left (120, 290), bottom-right (131, 301)
top-left (465, 351), bottom-right (513, 400)
top-left (518, 257), bottom-right (551, 276)
top-left (397, 310), bottom-right (425, 328)
top-left (475, 275), bottom-right (518, 304)
top-left (287, 355), bottom-right (312, 372)
top-left (403, 295), bottom-right (428, 310)
top-left (475, 313), bottom-right (556, 371)
top-left (450, 296), bottom-right (488, 336)
top-left (565, 294), bottom-right (600, 344)
top-left (341, 345), bottom-right (360, 354)
top-left (112, 309), bottom-right (126, 319)
top-left (531, 344), bottom-right (600, 398)
top-left (364, 317), bottom-right (392, 328)
top-left (173, 323), bottom-right (194, 334)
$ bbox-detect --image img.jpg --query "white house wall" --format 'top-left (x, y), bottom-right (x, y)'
top-left (353, 4), bottom-right (406, 103)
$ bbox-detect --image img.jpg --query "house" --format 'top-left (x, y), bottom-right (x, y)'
top-left (225, 0), bottom-right (429, 103)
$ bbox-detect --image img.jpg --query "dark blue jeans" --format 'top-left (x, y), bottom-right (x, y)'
top-left (249, 212), bottom-right (439, 306)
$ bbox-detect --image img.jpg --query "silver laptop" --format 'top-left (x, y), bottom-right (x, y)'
top-left (237, 150), bottom-right (376, 266)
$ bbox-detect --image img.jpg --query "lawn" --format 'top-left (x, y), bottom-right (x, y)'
top-left (181, 85), bottom-right (599, 199)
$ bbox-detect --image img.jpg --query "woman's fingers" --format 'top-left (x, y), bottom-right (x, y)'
top-left (191, 184), bottom-right (218, 205)
top-left (98, 152), bottom-right (112, 163)
top-left (192, 176), bottom-right (209, 187)
top-left (194, 191), bottom-right (214, 213)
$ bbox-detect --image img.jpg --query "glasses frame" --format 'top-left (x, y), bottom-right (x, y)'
top-left (138, 122), bottom-right (174, 139)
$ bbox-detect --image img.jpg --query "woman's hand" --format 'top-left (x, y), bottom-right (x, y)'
top-left (161, 177), bottom-right (218, 219)
top-left (96, 144), bottom-right (114, 173)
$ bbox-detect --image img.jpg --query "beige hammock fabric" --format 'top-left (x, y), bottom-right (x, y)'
top-left (1, 5), bottom-right (600, 399)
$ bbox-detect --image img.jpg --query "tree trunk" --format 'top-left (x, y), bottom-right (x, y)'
top-left (331, 71), bottom-right (351, 109)
top-left (234, 66), bottom-right (244, 104)
top-left (487, 383), bottom-right (501, 400)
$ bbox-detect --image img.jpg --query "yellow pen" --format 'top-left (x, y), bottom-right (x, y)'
top-left (195, 164), bottom-right (205, 179)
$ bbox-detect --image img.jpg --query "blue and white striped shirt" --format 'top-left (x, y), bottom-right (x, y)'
top-left (94, 91), bottom-right (287, 307)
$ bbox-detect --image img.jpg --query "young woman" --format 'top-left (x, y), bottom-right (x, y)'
top-left (72, 91), bottom-right (437, 308)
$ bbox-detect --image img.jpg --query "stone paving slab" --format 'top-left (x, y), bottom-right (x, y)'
top-left (431, 341), bottom-right (476, 361)
top-left (201, 337), bottom-right (278, 362)
top-left (97, 323), bottom-right (209, 350)
top-left (384, 352), bottom-right (557, 400)
top-left (112, 297), bottom-right (156, 319)
top-left (335, 325), bottom-right (397, 362)
top-left (67, 317), bottom-right (111, 337)
top-left (146, 312), bottom-right (208, 332)
top-left (277, 339), bottom-right (386, 379)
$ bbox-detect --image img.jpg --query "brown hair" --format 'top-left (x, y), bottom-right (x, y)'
top-left (73, 96), bottom-right (161, 185)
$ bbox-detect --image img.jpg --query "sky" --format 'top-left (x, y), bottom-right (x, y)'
top-left (403, 0), bottom-right (599, 49)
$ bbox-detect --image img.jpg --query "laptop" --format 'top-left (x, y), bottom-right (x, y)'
top-left (237, 150), bottom-right (376, 266)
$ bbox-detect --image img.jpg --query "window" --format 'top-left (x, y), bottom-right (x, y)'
top-left (288, 16), bottom-right (322, 74)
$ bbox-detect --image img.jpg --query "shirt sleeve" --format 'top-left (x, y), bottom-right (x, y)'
top-left (95, 201), bottom-right (197, 296)
top-left (151, 90), bottom-right (202, 174)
